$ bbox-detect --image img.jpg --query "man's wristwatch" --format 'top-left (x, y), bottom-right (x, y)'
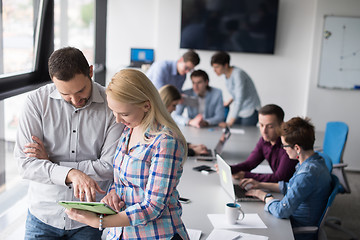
top-left (263, 193), bottom-right (273, 202)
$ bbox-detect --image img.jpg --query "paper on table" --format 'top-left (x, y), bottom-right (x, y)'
top-left (186, 228), bottom-right (202, 240)
top-left (229, 128), bottom-right (245, 134)
top-left (206, 229), bottom-right (240, 240)
top-left (206, 229), bottom-right (268, 240)
top-left (207, 213), bottom-right (267, 229)
top-left (250, 165), bottom-right (273, 174)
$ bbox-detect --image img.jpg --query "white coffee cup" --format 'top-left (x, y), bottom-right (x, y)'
top-left (225, 202), bottom-right (245, 225)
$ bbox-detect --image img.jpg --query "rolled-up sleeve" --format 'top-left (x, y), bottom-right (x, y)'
top-left (265, 174), bottom-right (313, 219)
top-left (125, 137), bottom-right (183, 226)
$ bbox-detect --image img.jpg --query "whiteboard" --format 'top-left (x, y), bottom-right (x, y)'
top-left (318, 15), bottom-right (360, 90)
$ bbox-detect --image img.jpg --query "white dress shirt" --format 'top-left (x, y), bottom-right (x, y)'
top-left (14, 82), bottom-right (124, 230)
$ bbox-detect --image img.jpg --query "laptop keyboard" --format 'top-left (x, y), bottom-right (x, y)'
top-left (199, 149), bottom-right (214, 157)
top-left (234, 184), bottom-right (262, 202)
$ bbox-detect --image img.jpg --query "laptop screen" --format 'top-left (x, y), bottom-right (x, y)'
top-left (216, 154), bottom-right (236, 200)
top-left (130, 48), bottom-right (154, 65)
top-left (214, 126), bottom-right (231, 154)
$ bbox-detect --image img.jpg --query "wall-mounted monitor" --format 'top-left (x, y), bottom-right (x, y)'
top-left (180, 0), bottom-right (279, 54)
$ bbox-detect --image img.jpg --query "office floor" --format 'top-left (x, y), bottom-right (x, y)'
top-left (325, 171), bottom-right (360, 240)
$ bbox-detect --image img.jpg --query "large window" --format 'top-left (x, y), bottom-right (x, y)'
top-left (0, 0), bottom-right (53, 100)
top-left (54, 0), bottom-right (95, 63)
top-left (0, 0), bottom-right (105, 238)
top-left (1, 0), bottom-right (97, 187)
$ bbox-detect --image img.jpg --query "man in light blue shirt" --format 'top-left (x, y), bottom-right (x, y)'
top-left (146, 50), bottom-right (200, 91)
top-left (211, 51), bottom-right (261, 127)
top-left (173, 69), bottom-right (224, 128)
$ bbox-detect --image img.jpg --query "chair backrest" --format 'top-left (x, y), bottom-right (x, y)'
top-left (317, 151), bottom-right (333, 173)
top-left (318, 174), bottom-right (340, 228)
top-left (323, 121), bottom-right (349, 165)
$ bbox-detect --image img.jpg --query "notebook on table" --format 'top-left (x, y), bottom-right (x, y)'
top-left (216, 154), bottom-right (261, 202)
top-left (196, 126), bottom-right (231, 161)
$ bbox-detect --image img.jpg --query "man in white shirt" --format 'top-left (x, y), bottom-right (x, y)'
top-left (14, 47), bottom-right (124, 239)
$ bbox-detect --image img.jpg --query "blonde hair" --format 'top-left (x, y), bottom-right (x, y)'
top-left (159, 84), bottom-right (181, 108)
top-left (106, 69), bottom-right (188, 156)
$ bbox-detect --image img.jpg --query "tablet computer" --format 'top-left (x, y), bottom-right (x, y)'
top-left (58, 201), bottom-right (117, 215)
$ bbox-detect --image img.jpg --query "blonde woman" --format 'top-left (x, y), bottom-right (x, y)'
top-left (159, 84), bottom-right (209, 156)
top-left (66, 69), bottom-right (189, 240)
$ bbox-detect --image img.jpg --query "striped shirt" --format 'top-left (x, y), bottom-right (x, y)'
top-left (106, 126), bottom-right (189, 240)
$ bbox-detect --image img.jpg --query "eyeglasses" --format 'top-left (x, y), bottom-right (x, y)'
top-left (281, 144), bottom-right (293, 148)
top-left (184, 65), bottom-right (194, 72)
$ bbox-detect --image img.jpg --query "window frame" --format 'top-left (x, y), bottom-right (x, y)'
top-left (0, 0), bottom-right (54, 100)
top-left (0, 0), bottom-right (108, 100)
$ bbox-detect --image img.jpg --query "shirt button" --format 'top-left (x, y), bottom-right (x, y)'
top-left (283, 203), bottom-right (286, 207)
top-left (288, 187), bottom-right (290, 189)
top-left (72, 150), bottom-right (75, 153)
top-left (75, 111), bottom-right (78, 113)
top-left (73, 130), bottom-right (76, 133)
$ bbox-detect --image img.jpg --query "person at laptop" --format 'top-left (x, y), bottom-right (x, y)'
top-left (240, 117), bottom-right (332, 240)
top-left (172, 69), bottom-right (225, 128)
top-left (210, 51), bottom-right (261, 127)
top-left (146, 49), bottom-right (200, 91)
top-left (14, 47), bottom-right (124, 239)
top-left (159, 84), bottom-right (209, 156)
top-left (230, 104), bottom-right (297, 182)
top-left (65, 69), bottom-right (189, 240)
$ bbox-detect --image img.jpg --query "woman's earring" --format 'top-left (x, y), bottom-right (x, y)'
top-left (296, 152), bottom-right (300, 159)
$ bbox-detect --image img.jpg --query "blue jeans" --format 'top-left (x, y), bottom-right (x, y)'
top-left (234, 110), bottom-right (259, 126)
top-left (25, 211), bottom-right (103, 240)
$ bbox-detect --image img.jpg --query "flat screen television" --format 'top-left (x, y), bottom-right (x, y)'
top-left (180, 0), bottom-right (279, 54)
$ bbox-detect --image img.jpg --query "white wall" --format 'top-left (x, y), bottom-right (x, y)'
top-left (106, 0), bottom-right (360, 170)
top-left (307, 0), bottom-right (360, 171)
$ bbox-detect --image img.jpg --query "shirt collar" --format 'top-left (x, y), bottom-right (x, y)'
top-left (274, 137), bottom-right (282, 147)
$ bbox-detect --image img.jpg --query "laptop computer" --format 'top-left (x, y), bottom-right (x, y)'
top-left (128, 48), bottom-right (154, 68)
top-left (196, 126), bottom-right (231, 161)
top-left (216, 154), bottom-right (261, 202)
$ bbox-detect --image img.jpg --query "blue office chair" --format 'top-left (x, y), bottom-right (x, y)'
top-left (320, 122), bottom-right (358, 239)
top-left (322, 121), bottom-right (350, 194)
top-left (292, 174), bottom-right (340, 240)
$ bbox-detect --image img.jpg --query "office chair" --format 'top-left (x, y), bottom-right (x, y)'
top-left (322, 121), bottom-right (351, 193)
top-left (292, 174), bottom-right (340, 240)
top-left (320, 122), bottom-right (358, 239)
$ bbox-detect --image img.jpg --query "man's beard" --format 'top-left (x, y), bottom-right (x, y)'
top-left (68, 97), bottom-right (89, 108)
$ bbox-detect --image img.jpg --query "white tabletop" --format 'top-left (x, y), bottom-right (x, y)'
top-left (178, 126), bottom-right (294, 240)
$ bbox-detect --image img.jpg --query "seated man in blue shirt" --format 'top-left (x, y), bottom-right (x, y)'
top-left (146, 50), bottom-right (200, 91)
top-left (172, 69), bottom-right (224, 128)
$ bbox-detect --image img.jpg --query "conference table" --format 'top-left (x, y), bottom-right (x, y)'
top-left (177, 125), bottom-right (295, 240)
